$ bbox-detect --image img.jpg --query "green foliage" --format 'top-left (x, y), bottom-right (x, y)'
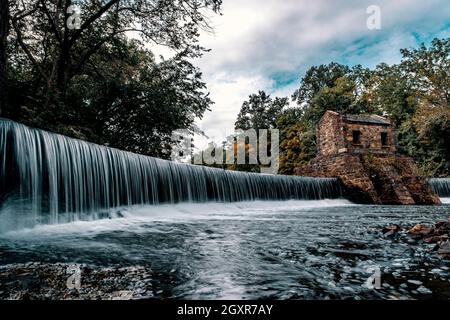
top-left (234, 38), bottom-right (449, 176)
top-left (274, 108), bottom-right (314, 174)
top-left (396, 38), bottom-right (450, 176)
top-left (400, 38), bottom-right (449, 108)
top-left (292, 62), bottom-right (350, 105)
top-left (364, 63), bottom-right (417, 126)
top-left (278, 121), bottom-right (316, 175)
top-left (235, 91), bottom-right (289, 130)
top-left (3, 0), bottom-right (221, 158)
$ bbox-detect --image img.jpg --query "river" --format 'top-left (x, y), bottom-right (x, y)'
top-left (1, 199), bottom-right (449, 299)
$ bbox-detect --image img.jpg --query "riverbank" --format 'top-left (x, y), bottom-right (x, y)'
top-left (0, 263), bottom-right (154, 300)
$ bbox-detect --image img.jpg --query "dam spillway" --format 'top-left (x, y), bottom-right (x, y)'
top-left (429, 178), bottom-right (450, 198)
top-left (0, 118), bottom-right (341, 229)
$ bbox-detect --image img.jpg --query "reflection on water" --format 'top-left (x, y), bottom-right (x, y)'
top-left (1, 200), bottom-right (449, 299)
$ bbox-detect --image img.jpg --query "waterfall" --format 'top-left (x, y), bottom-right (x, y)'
top-left (429, 178), bottom-right (450, 198)
top-left (0, 118), bottom-right (341, 229)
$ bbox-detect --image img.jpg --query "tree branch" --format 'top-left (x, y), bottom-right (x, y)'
top-left (11, 17), bottom-right (48, 81)
top-left (68, 0), bottom-right (121, 47)
top-left (73, 28), bottom-right (170, 74)
top-left (40, 0), bottom-right (62, 44)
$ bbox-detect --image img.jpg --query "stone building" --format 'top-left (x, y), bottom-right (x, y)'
top-left (295, 110), bottom-right (440, 205)
top-left (316, 110), bottom-right (396, 156)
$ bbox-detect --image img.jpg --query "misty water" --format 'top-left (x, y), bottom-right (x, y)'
top-left (1, 200), bottom-right (449, 300)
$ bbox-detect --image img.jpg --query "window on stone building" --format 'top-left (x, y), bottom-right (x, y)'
top-left (352, 130), bottom-right (361, 144)
top-left (381, 132), bottom-right (388, 146)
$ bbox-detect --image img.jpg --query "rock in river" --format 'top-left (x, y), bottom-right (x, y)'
top-left (438, 241), bottom-right (450, 259)
top-left (407, 224), bottom-right (432, 236)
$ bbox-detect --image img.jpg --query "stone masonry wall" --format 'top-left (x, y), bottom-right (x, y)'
top-left (316, 111), bottom-right (345, 156)
top-left (345, 122), bottom-right (396, 155)
top-left (316, 111), bottom-right (396, 157)
top-left (302, 110), bottom-right (439, 205)
top-left (295, 154), bottom-right (440, 205)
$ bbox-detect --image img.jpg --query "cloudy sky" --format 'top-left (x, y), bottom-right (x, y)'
top-left (190, 0), bottom-right (449, 147)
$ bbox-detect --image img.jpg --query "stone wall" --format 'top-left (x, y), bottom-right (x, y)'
top-left (344, 122), bottom-right (396, 155)
top-left (316, 111), bottom-right (345, 156)
top-left (316, 111), bottom-right (396, 157)
top-left (301, 110), bottom-right (439, 205)
top-left (295, 154), bottom-right (440, 205)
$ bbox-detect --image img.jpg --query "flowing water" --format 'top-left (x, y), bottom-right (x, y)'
top-left (0, 118), bottom-right (340, 232)
top-left (0, 119), bottom-right (449, 299)
top-left (429, 178), bottom-right (450, 198)
top-left (1, 200), bottom-right (449, 299)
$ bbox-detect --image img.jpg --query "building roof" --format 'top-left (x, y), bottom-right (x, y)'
top-left (343, 114), bottom-right (391, 126)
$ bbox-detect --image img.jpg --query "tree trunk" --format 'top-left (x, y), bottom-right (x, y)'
top-left (55, 0), bottom-right (72, 95)
top-left (0, 0), bottom-right (9, 116)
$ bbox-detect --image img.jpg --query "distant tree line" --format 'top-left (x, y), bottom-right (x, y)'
top-left (231, 38), bottom-right (449, 177)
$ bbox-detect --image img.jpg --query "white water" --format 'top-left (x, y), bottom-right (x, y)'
top-left (1, 203), bottom-right (449, 299)
top-left (1, 199), bottom-right (354, 238)
top-left (429, 178), bottom-right (450, 198)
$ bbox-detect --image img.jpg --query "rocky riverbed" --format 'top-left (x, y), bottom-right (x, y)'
top-left (382, 217), bottom-right (450, 259)
top-left (0, 263), bottom-right (154, 300)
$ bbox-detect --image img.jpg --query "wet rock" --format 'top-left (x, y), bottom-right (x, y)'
top-left (383, 224), bottom-right (401, 234)
top-left (407, 280), bottom-right (422, 286)
top-left (381, 217), bottom-right (450, 260)
top-left (423, 236), bottom-right (445, 244)
top-left (0, 263), bottom-right (154, 300)
top-left (382, 224), bottom-right (402, 238)
top-left (407, 224), bottom-right (432, 236)
top-left (438, 241), bottom-right (450, 259)
top-left (420, 220), bottom-right (450, 245)
top-left (417, 286), bottom-right (432, 294)
top-left (434, 221), bottom-right (450, 234)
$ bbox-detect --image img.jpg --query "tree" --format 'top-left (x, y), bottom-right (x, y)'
top-left (235, 91), bottom-right (288, 130)
top-left (3, 0), bottom-right (221, 157)
top-left (306, 75), bottom-right (374, 125)
top-left (400, 38), bottom-right (449, 109)
top-left (7, 0), bottom-right (221, 97)
top-left (292, 62), bottom-right (350, 106)
top-left (5, 0), bottom-right (221, 120)
top-left (396, 38), bottom-right (450, 176)
top-left (274, 108), bottom-right (316, 174)
top-left (292, 63), bottom-right (373, 127)
top-left (87, 41), bottom-right (213, 158)
top-left (0, 0), bottom-right (8, 115)
top-left (364, 63), bottom-right (417, 126)
top-left (7, 37), bottom-right (213, 158)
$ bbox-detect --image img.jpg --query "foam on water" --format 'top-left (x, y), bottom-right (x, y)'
top-left (0, 199), bottom-right (354, 238)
